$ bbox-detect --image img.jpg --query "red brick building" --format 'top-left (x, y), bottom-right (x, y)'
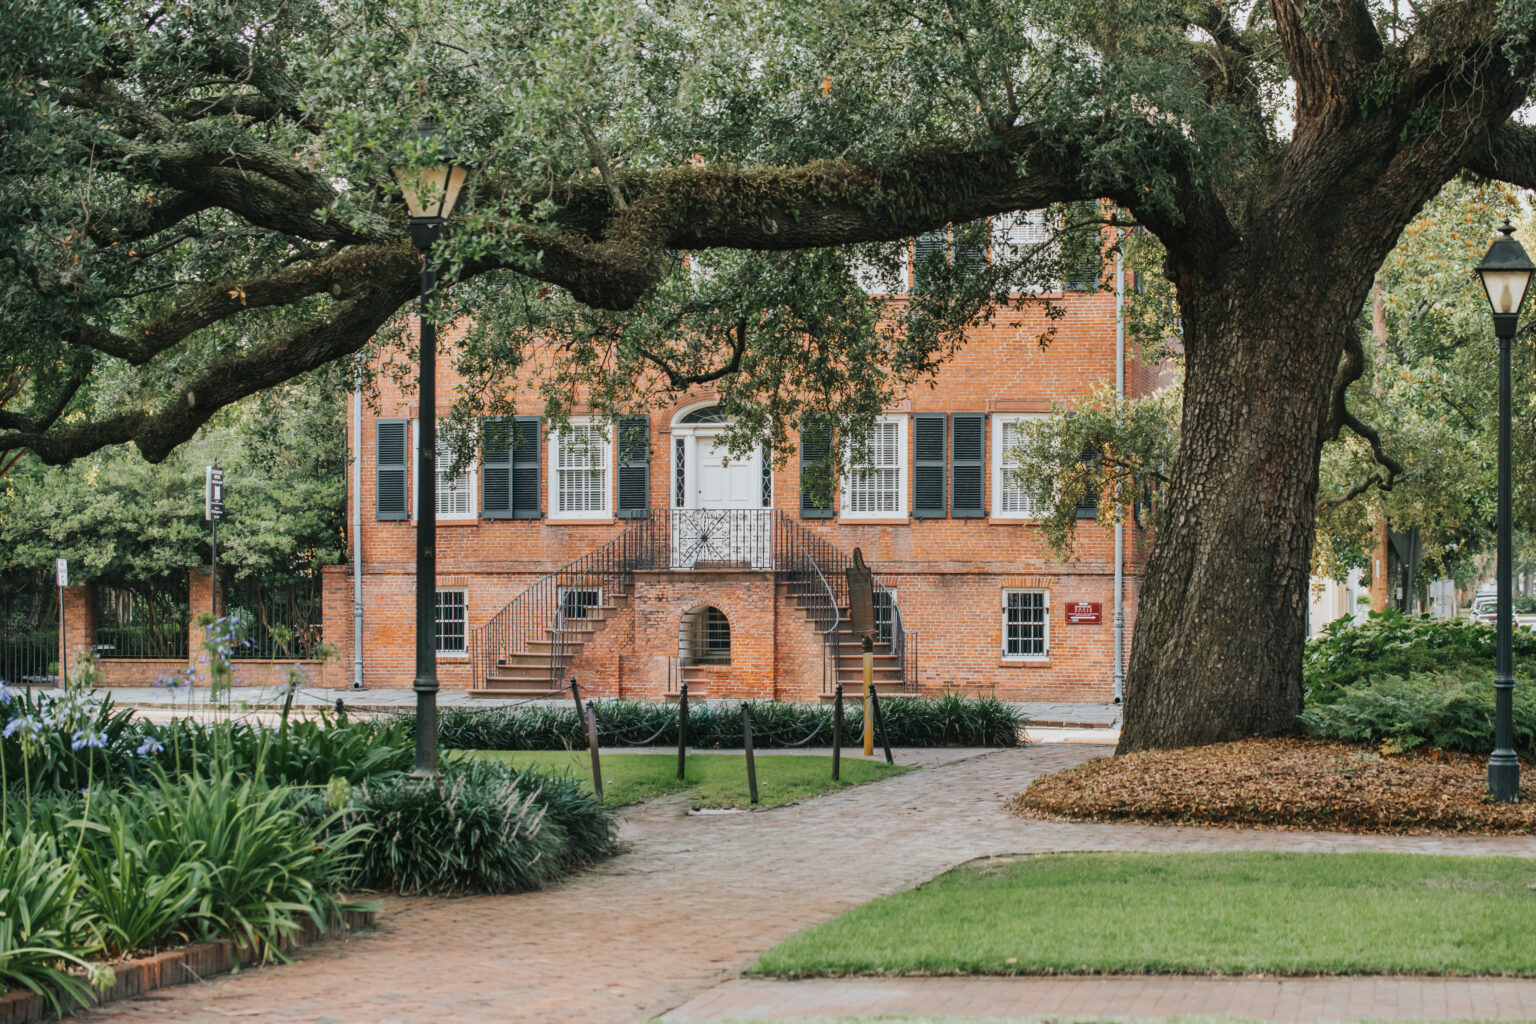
top-left (343, 224), bottom-right (1157, 702)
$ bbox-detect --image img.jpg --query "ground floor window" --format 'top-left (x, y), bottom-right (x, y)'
top-left (874, 588), bottom-right (896, 645)
top-left (558, 586), bottom-right (602, 623)
top-left (436, 589), bottom-right (467, 655)
top-left (1002, 589), bottom-right (1048, 659)
top-left (680, 605), bottom-right (731, 665)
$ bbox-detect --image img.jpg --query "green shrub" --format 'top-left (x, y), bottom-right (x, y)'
top-left (0, 833), bottom-right (102, 1012)
top-left (128, 771), bottom-right (366, 962)
top-left (1299, 665), bottom-right (1536, 754)
top-left (74, 803), bottom-right (201, 958)
top-left (344, 759), bottom-right (616, 895)
top-left (147, 715), bottom-right (412, 788)
top-left (1302, 610), bottom-right (1536, 704)
top-left (435, 695), bottom-right (1023, 751)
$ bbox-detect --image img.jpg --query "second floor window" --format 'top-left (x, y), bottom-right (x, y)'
top-left (995, 415), bottom-right (1046, 518)
top-left (553, 422), bottom-right (610, 517)
top-left (436, 439), bottom-right (474, 519)
top-left (844, 418), bottom-right (905, 516)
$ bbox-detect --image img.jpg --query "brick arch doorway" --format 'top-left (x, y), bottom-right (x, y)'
top-left (669, 404), bottom-right (772, 568)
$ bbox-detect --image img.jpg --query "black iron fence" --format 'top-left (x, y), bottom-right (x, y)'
top-left (94, 585), bottom-right (190, 660)
top-left (1, 594), bottom-right (58, 684)
top-left (224, 574), bottom-right (324, 659)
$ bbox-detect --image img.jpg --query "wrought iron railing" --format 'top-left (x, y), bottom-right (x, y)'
top-left (94, 586), bottom-right (189, 660)
top-left (469, 508), bottom-right (917, 692)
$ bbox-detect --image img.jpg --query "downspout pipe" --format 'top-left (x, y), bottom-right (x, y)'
top-left (1112, 247), bottom-right (1126, 704)
top-left (352, 369), bottom-right (365, 689)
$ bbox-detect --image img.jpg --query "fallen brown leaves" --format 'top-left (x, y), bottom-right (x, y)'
top-left (1010, 738), bottom-right (1536, 834)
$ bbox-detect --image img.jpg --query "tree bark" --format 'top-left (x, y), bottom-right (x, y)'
top-left (1118, 260), bottom-right (1350, 752)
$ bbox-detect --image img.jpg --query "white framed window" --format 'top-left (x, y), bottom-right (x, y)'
top-left (412, 424), bottom-right (477, 521)
top-left (842, 416), bottom-right (907, 518)
top-left (993, 414), bottom-right (1047, 519)
top-left (991, 210), bottom-right (1058, 292)
top-left (550, 421), bottom-right (611, 519)
top-left (1003, 589), bottom-right (1049, 660)
top-left (436, 589), bottom-right (467, 656)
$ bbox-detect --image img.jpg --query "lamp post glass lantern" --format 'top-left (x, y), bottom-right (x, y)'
top-left (1474, 218), bottom-right (1535, 803)
top-left (392, 125), bottom-right (468, 780)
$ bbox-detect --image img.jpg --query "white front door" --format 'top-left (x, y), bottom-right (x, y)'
top-left (671, 434), bottom-right (769, 568)
top-left (697, 436), bottom-right (760, 509)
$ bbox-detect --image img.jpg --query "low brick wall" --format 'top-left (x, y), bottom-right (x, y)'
top-left (0, 908), bottom-right (374, 1024)
top-left (94, 658), bottom-right (334, 688)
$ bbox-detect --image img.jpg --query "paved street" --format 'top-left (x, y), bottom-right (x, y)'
top-left (79, 743), bottom-right (1536, 1024)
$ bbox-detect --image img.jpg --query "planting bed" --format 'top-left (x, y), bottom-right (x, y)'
top-left (1013, 737), bottom-right (1536, 833)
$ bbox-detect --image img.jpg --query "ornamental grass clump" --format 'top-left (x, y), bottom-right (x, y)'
top-left (0, 833), bottom-right (110, 1014)
top-left (435, 694), bottom-right (1023, 751)
top-left (344, 758), bottom-right (617, 895)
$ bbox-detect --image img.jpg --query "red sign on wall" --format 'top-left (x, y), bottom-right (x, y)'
top-left (1066, 601), bottom-right (1102, 625)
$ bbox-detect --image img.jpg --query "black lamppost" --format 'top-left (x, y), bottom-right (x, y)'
top-left (392, 125), bottom-right (469, 779)
top-left (1474, 218), bottom-right (1534, 803)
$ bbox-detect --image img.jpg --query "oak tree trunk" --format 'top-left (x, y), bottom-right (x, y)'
top-left (1118, 261), bottom-right (1349, 752)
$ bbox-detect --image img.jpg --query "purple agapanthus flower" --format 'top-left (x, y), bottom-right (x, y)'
top-left (136, 736), bottom-right (165, 756)
top-left (70, 729), bottom-right (107, 751)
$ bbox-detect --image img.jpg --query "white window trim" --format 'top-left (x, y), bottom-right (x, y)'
top-left (412, 422), bottom-right (478, 522)
top-left (549, 418), bottom-right (613, 520)
top-left (1002, 588), bottom-right (1050, 661)
top-left (992, 414), bottom-right (1048, 520)
top-left (435, 588), bottom-right (469, 658)
top-left (840, 414), bottom-right (908, 519)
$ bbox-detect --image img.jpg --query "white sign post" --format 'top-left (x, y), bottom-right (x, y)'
top-left (205, 466), bottom-right (224, 619)
top-left (56, 558), bottom-right (68, 686)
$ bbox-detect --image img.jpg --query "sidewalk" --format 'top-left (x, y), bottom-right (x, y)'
top-left (659, 975), bottom-right (1536, 1021)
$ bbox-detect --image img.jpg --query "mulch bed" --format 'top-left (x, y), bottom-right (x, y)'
top-left (1010, 737), bottom-right (1536, 834)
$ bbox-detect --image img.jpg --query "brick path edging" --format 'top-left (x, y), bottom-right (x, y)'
top-left (0, 909), bottom-right (374, 1024)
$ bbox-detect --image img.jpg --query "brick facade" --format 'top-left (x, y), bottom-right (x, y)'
top-left (344, 272), bottom-right (1156, 702)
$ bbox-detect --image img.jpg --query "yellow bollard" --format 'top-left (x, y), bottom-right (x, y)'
top-left (862, 636), bottom-right (874, 756)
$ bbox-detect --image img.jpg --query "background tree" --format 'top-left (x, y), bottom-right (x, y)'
top-left (8, 0), bottom-right (1536, 748)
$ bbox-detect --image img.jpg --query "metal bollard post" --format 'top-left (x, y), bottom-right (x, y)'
top-left (585, 699), bottom-right (603, 801)
top-left (334, 698), bottom-right (346, 724)
top-left (570, 677), bottom-right (583, 724)
top-left (867, 683), bottom-right (894, 765)
top-left (741, 702), bottom-right (758, 805)
top-left (676, 681), bottom-right (689, 781)
top-left (832, 682), bottom-right (843, 781)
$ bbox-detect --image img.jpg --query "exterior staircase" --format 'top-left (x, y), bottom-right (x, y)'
top-left (469, 509), bottom-right (917, 698)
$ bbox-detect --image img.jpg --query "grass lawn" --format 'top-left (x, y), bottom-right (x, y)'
top-left (456, 750), bottom-right (910, 807)
top-left (751, 851), bottom-right (1536, 977)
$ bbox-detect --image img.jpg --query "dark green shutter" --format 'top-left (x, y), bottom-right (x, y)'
top-left (376, 419), bottom-right (409, 520)
top-left (912, 414), bottom-right (947, 518)
top-left (511, 416), bottom-right (542, 519)
top-left (950, 413), bottom-right (985, 518)
top-left (481, 418), bottom-right (513, 518)
top-left (799, 416), bottom-right (834, 518)
top-left (912, 229), bottom-right (946, 292)
top-left (953, 221), bottom-right (986, 277)
top-left (1063, 200), bottom-right (1101, 292)
top-left (1075, 451), bottom-right (1100, 519)
top-left (616, 415), bottom-right (650, 518)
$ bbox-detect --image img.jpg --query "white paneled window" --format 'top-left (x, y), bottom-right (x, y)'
top-left (992, 210), bottom-right (1058, 292)
top-left (436, 439), bottom-right (475, 519)
top-left (1003, 589), bottom-right (1049, 660)
top-left (843, 417), bottom-right (906, 517)
top-left (850, 247), bottom-right (909, 295)
top-left (551, 421), bottom-right (611, 518)
top-left (412, 425), bottom-right (476, 521)
top-left (436, 589), bottom-right (467, 655)
top-left (993, 414), bottom-right (1046, 519)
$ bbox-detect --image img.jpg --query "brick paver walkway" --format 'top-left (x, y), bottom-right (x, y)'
top-left (80, 744), bottom-right (1536, 1024)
